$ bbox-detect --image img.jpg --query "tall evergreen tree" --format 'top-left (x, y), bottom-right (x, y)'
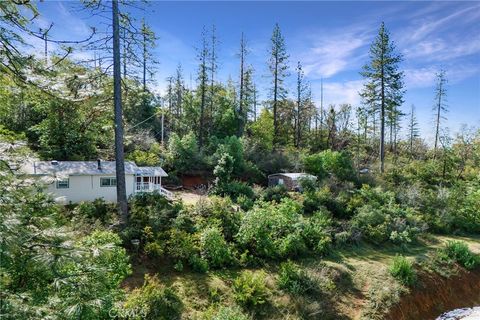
top-left (360, 22), bottom-right (404, 173)
top-left (112, 0), bottom-right (128, 223)
top-left (433, 69), bottom-right (448, 156)
top-left (209, 24), bottom-right (218, 135)
top-left (196, 27), bottom-right (210, 148)
top-left (242, 66), bottom-right (255, 124)
top-left (408, 104), bottom-right (419, 157)
top-left (172, 64), bottom-right (185, 135)
top-left (294, 61), bottom-right (308, 148)
top-left (268, 23), bottom-right (289, 146)
top-left (238, 32), bottom-right (248, 136)
top-left (140, 19), bottom-right (157, 92)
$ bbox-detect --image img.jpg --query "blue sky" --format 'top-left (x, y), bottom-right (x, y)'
top-left (33, 1), bottom-right (480, 140)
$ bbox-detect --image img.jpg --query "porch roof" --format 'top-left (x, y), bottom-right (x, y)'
top-left (135, 166), bottom-right (168, 177)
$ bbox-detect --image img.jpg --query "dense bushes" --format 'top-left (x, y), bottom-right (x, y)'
top-left (200, 226), bottom-right (233, 268)
top-left (261, 185), bottom-right (289, 203)
top-left (233, 270), bottom-right (270, 307)
top-left (277, 261), bottom-right (315, 295)
top-left (72, 198), bottom-right (117, 226)
top-left (302, 186), bottom-right (348, 218)
top-left (441, 241), bottom-right (479, 270)
top-left (122, 274), bottom-right (183, 320)
top-left (349, 186), bottom-right (426, 245)
top-left (389, 255), bottom-right (416, 286)
top-left (304, 150), bottom-right (356, 182)
top-left (236, 199), bottom-right (332, 260)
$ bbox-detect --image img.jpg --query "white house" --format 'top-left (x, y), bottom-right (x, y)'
top-left (22, 160), bottom-right (172, 203)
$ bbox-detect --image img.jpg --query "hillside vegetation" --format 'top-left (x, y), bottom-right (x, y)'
top-left (1, 1), bottom-right (479, 319)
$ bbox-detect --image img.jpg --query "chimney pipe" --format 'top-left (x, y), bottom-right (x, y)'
top-left (97, 159), bottom-right (101, 170)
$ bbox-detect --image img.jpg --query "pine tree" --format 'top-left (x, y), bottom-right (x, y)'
top-left (433, 69), bottom-right (448, 157)
top-left (173, 64), bottom-right (185, 135)
top-left (197, 27), bottom-right (210, 148)
top-left (140, 19), bottom-right (157, 92)
top-left (268, 23), bottom-right (289, 147)
top-left (360, 22), bottom-right (404, 173)
top-left (327, 105), bottom-right (337, 150)
top-left (242, 66), bottom-right (255, 123)
top-left (209, 24), bottom-right (218, 136)
top-left (408, 104), bottom-right (419, 157)
top-left (238, 32), bottom-right (248, 136)
top-left (294, 61), bottom-right (308, 148)
top-left (112, 0), bottom-right (128, 223)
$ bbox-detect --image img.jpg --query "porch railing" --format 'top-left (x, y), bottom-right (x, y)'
top-left (135, 183), bottom-right (173, 199)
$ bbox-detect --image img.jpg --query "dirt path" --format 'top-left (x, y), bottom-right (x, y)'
top-left (172, 190), bottom-right (208, 206)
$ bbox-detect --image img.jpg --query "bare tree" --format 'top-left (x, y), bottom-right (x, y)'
top-left (433, 69), bottom-right (448, 157)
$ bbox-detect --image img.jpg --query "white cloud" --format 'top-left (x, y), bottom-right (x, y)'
top-left (398, 3), bottom-right (480, 61)
top-left (404, 64), bottom-right (480, 89)
top-left (311, 79), bottom-right (365, 107)
top-left (295, 26), bottom-right (373, 79)
top-left (408, 4), bottom-right (480, 42)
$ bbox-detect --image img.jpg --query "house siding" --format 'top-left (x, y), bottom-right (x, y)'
top-left (46, 174), bottom-right (135, 203)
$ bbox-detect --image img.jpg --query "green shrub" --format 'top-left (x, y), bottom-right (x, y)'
top-left (189, 255), bottom-right (209, 273)
top-left (302, 187), bottom-right (347, 217)
top-left (351, 202), bottom-right (423, 245)
top-left (277, 261), bottom-right (315, 295)
top-left (262, 185), bottom-right (289, 203)
top-left (144, 241), bottom-right (164, 258)
top-left (195, 196), bottom-right (241, 242)
top-left (126, 192), bottom-right (182, 241)
top-left (237, 194), bottom-right (254, 211)
top-left (200, 226), bottom-right (232, 268)
top-left (123, 274), bottom-right (183, 320)
top-left (229, 181), bottom-right (255, 201)
top-left (389, 255), bottom-right (416, 286)
top-left (334, 231), bottom-right (351, 247)
top-left (213, 181), bottom-right (255, 202)
top-left (303, 210), bottom-right (333, 255)
top-left (167, 229), bottom-right (198, 261)
top-left (442, 241), bottom-right (480, 270)
top-left (304, 150), bottom-right (356, 182)
top-left (72, 198), bottom-right (116, 225)
top-left (236, 199), bottom-right (308, 259)
top-left (233, 270), bottom-right (270, 307)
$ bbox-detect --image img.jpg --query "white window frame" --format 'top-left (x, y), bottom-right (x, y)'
top-left (56, 178), bottom-right (69, 189)
top-left (100, 177), bottom-right (117, 187)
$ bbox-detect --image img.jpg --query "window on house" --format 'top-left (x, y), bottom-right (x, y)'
top-left (56, 179), bottom-right (69, 189)
top-left (100, 177), bottom-right (117, 187)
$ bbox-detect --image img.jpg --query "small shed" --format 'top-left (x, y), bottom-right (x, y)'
top-left (267, 173), bottom-right (317, 191)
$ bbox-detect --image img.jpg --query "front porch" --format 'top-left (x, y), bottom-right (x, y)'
top-left (134, 167), bottom-right (173, 199)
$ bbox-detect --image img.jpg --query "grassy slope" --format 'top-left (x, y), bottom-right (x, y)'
top-left (123, 234), bottom-right (480, 320)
